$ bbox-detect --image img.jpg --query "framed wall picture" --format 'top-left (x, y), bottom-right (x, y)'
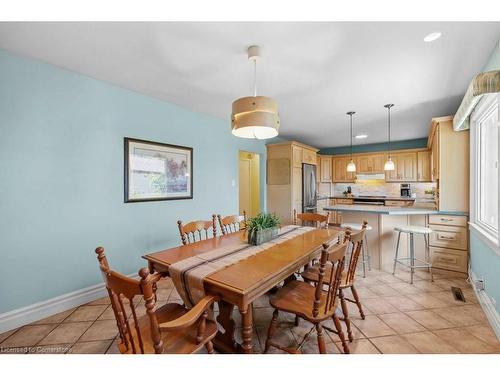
top-left (124, 138), bottom-right (193, 202)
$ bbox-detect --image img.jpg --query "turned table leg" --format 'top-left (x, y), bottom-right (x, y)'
top-left (239, 304), bottom-right (254, 354)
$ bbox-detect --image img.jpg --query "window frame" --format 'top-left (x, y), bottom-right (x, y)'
top-left (470, 93), bottom-right (500, 252)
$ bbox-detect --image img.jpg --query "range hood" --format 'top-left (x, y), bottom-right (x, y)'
top-left (356, 173), bottom-right (386, 181)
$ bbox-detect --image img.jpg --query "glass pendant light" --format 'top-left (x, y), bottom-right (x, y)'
top-left (346, 111), bottom-right (356, 172)
top-left (384, 104), bottom-right (395, 171)
top-left (231, 46), bottom-right (280, 139)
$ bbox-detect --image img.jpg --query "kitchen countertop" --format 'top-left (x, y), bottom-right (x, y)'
top-left (317, 195), bottom-right (416, 201)
top-left (323, 204), bottom-right (468, 216)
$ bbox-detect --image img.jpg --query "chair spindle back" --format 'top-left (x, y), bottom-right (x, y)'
top-left (343, 228), bottom-right (366, 286)
top-left (293, 209), bottom-right (330, 228)
top-left (95, 247), bottom-right (163, 354)
top-left (217, 211), bottom-right (247, 235)
top-left (313, 241), bottom-right (347, 317)
top-left (177, 216), bottom-right (217, 245)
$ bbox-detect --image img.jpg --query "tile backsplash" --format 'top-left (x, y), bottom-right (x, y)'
top-left (332, 181), bottom-right (437, 200)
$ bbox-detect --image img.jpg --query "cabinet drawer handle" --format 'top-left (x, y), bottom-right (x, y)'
top-left (440, 218), bottom-right (453, 222)
top-left (437, 256), bottom-right (457, 264)
top-left (437, 234), bottom-right (457, 240)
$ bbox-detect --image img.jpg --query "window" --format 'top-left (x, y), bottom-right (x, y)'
top-left (471, 93), bottom-right (499, 247)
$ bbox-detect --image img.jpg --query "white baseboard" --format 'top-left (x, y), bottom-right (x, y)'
top-left (469, 270), bottom-right (500, 339)
top-left (0, 273), bottom-right (136, 334)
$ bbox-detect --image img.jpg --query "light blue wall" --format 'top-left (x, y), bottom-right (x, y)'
top-left (482, 42), bottom-right (500, 71)
top-left (319, 138), bottom-right (428, 155)
top-left (470, 232), bottom-right (500, 311)
top-left (469, 43), bottom-right (500, 314)
top-left (0, 49), bottom-right (268, 313)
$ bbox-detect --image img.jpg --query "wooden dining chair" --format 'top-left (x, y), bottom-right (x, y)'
top-left (94, 247), bottom-right (217, 354)
top-left (264, 241), bottom-right (348, 354)
top-left (217, 211), bottom-right (246, 235)
top-left (177, 216), bottom-right (217, 245)
top-left (293, 209), bottom-right (330, 228)
top-left (301, 228), bottom-right (366, 343)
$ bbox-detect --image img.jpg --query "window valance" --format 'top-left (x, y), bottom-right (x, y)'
top-left (453, 70), bottom-right (500, 131)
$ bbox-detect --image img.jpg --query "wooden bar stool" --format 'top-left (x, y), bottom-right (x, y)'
top-left (340, 220), bottom-right (371, 277)
top-left (392, 225), bottom-right (433, 284)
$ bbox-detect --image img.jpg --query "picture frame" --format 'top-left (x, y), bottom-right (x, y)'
top-left (124, 137), bottom-right (193, 203)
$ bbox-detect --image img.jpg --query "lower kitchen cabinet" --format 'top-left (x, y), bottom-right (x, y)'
top-left (336, 198), bottom-right (353, 205)
top-left (429, 214), bottom-right (467, 227)
top-left (429, 224), bottom-right (468, 251)
top-left (324, 211), bottom-right (469, 276)
top-left (385, 200), bottom-right (414, 207)
top-left (428, 214), bottom-right (469, 275)
top-left (430, 247), bottom-right (468, 274)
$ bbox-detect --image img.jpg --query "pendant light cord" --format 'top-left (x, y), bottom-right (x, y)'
top-left (346, 111), bottom-right (355, 160)
top-left (350, 114), bottom-right (353, 159)
top-left (385, 104), bottom-right (393, 159)
top-left (388, 106), bottom-right (391, 158)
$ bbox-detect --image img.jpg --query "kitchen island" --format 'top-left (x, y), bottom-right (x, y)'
top-left (323, 204), bottom-right (468, 275)
top-left (324, 204), bottom-right (436, 215)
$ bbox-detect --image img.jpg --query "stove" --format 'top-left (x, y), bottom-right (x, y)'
top-left (352, 195), bottom-right (387, 205)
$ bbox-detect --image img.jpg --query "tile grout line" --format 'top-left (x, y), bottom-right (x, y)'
top-left (31, 304), bottom-right (115, 353)
top-left (0, 328), bottom-right (20, 345)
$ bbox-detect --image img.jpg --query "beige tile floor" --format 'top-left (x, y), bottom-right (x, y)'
top-left (1, 268), bottom-right (499, 354)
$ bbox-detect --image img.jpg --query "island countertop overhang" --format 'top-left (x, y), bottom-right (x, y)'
top-left (323, 204), bottom-right (468, 216)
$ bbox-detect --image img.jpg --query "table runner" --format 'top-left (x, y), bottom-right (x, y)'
top-left (169, 225), bottom-right (316, 307)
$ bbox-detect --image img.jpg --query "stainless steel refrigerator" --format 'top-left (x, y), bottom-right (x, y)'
top-left (302, 163), bottom-right (317, 213)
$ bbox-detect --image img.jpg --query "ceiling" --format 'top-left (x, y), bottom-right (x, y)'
top-left (0, 22), bottom-right (499, 148)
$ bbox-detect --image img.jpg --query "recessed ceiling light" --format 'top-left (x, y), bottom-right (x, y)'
top-left (424, 32), bottom-right (442, 42)
top-left (355, 134), bottom-right (368, 139)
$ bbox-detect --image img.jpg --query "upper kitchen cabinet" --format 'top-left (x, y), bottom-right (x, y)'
top-left (428, 116), bottom-right (469, 212)
top-left (398, 152), bottom-right (418, 181)
top-left (356, 152), bottom-right (386, 173)
top-left (302, 148), bottom-right (317, 165)
top-left (318, 155), bottom-right (332, 182)
top-left (332, 156), bottom-right (356, 182)
top-left (430, 126), bottom-right (440, 182)
top-left (292, 145), bottom-right (303, 168)
top-left (267, 141), bottom-right (319, 224)
top-left (417, 150), bottom-right (432, 182)
top-left (385, 151), bottom-right (418, 182)
top-left (292, 143), bottom-right (316, 167)
top-left (331, 149), bottom-right (428, 182)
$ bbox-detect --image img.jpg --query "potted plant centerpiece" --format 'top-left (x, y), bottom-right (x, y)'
top-left (247, 212), bottom-right (280, 246)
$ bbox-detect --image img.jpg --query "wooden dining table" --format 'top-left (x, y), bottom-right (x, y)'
top-left (143, 226), bottom-right (343, 353)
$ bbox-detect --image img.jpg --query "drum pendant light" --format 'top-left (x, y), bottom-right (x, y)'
top-left (231, 45), bottom-right (280, 139)
top-left (384, 104), bottom-right (395, 171)
top-left (346, 111), bottom-right (356, 172)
